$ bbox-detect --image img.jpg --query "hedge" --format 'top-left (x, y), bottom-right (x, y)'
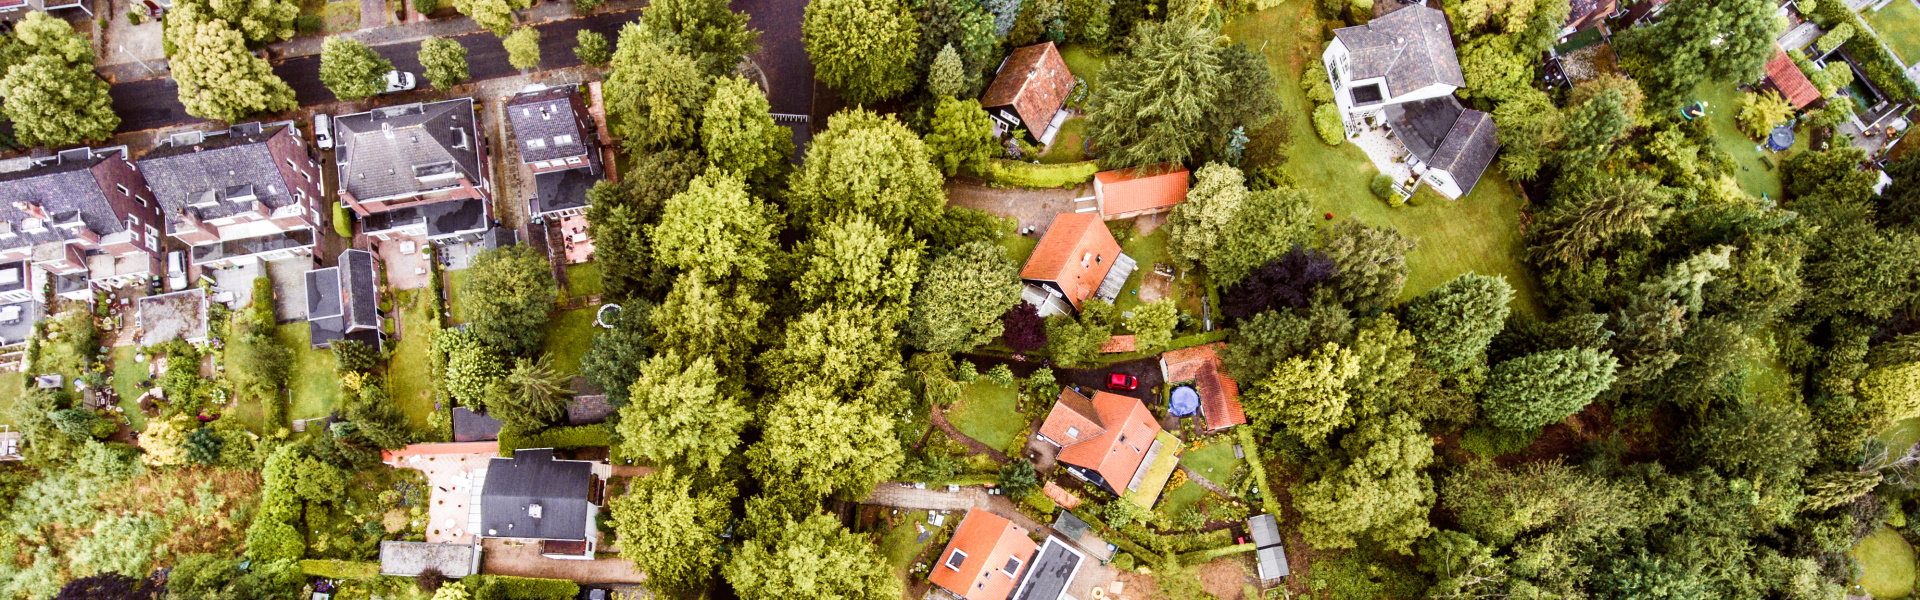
top-left (498, 425), bottom-right (610, 454)
top-left (1237, 427), bottom-right (1283, 516)
top-left (981, 159), bottom-right (1100, 188)
top-left (332, 201), bottom-right (354, 238)
top-left (1808, 0), bottom-right (1919, 101)
top-left (1312, 103), bottom-right (1345, 146)
top-left (299, 559), bottom-right (381, 579)
top-left (467, 574), bottom-right (580, 600)
top-left (1179, 542), bottom-right (1256, 563)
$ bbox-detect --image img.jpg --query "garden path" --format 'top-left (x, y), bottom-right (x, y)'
top-left (860, 483), bottom-right (1048, 534)
top-left (1178, 465), bottom-right (1232, 497)
top-left (932, 404), bottom-right (1012, 462)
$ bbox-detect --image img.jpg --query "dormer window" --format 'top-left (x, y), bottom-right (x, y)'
top-left (554, 134), bottom-right (574, 146)
top-left (527, 138), bottom-right (547, 150)
top-left (1003, 556), bottom-right (1023, 575)
top-left (945, 550), bottom-right (967, 570)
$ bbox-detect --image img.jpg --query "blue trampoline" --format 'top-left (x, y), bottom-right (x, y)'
top-left (1768, 124), bottom-right (1796, 151)
top-left (1170, 386), bottom-right (1200, 417)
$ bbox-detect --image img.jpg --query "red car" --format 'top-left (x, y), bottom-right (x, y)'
top-left (1107, 373), bottom-right (1139, 390)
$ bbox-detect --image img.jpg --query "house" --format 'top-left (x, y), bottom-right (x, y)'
top-left (1019, 213), bottom-right (1136, 318)
top-left (1765, 49), bottom-right (1822, 110)
top-left (304, 249), bottom-right (382, 351)
top-left (930, 508), bottom-right (1039, 600)
top-left (0, 147), bottom-right (164, 299)
top-left (1007, 537), bottom-right (1089, 600)
top-left (1562, 0), bottom-right (1619, 36)
top-left (1382, 96), bottom-right (1500, 199)
top-left (507, 84), bottom-right (604, 222)
top-left (334, 99), bottom-right (492, 244)
top-left (1160, 343), bottom-right (1246, 432)
top-left (982, 42), bottom-right (1077, 145)
top-left (138, 122), bottom-right (324, 270)
top-left (476, 448), bottom-right (603, 559)
top-left (1037, 388), bottom-right (1167, 498)
top-left (1092, 164), bottom-right (1189, 220)
top-left (378, 541), bottom-right (481, 578)
top-left (1322, 5), bottom-right (1466, 130)
top-left (136, 288), bottom-right (210, 346)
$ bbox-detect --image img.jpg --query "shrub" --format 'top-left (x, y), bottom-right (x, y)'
top-left (1815, 22), bottom-right (1853, 53)
top-left (987, 363), bottom-right (1015, 385)
top-left (332, 202), bottom-right (353, 237)
top-left (981, 159), bottom-right (1099, 188)
top-left (1312, 103), bottom-right (1345, 146)
top-left (1369, 173), bottom-right (1395, 200)
top-left (126, 9), bottom-right (144, 24)
top-left (466, 575), bottom-right (579, 600)
top-left (1736, 91), bottom-right (1794, 139)
top-left (572, 0), bottom-right (602, 11)
top-left (298, 559), bottom-right (381, 579)
top-left (1302, 63), bottom-right (1334, 104)
top-left (497, 425), bottom-right (609, 454)
top-left (414, 0), bottom-right (439, 12)
top-left (294, 14), bottom-right (321, 32)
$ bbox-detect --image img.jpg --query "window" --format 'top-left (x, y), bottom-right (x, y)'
top-left (1351, 83), bottom-right (1385, 105)
top-left (945, 550), bottom-right (967, 570)
top-left (526, 138), bottom-right (547, 150)
top-left (554, 134), bottom-right (575, 146)
top-left (565, 156), bottom-right (583, 165)
top-left (116, 184), bottom-right (129, 195)
top-left (1003, 556), bottom-right (1023, 575)
top-left (137, 198), bottom-right (148, 208)
top-left (1065, 426), bottom-right (1080, 439)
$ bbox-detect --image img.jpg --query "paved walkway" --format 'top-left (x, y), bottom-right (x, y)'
top-left (480, 538), bottom-right (647, 583)
top-left (860, 483), bottom-right (1047, 533)
top-left (1178, 465), bottom-right (1231, 497)
top-left (931, 405), bottom-right (1012, 462)
top-left (361, 0), bottom-right (390, 31)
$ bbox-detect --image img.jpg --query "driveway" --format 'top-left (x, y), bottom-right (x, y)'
top-left (480, 538), bottom-right (647, 584)
top-left (730, 0), bottom-right (812, 115)
top-left (266, 258), bottom-right (315, 322)
top-left (957, 354), bottom-right (1167, 407)
top-left (945, 180), bottom-right (1083, 238)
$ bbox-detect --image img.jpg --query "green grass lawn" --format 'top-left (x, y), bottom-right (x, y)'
top-left (1038, 117), bottom-right (1090, 164)
top-left (1851, 526), bottom-right (1917, 599)
top-left (1227, 4), bottom-right (1544, 316)
top-left (565, 262), bottom-right (604, 299)
top-left (1180, 439), bottom-right (1244, 484)
top-left (877, 510), bottom-right (936, 577)
top-left (540, 308), bottom-right (599, 377)
top-left (446, 269), bottom-right (471, 324)
top-left (1693, 81), bottom-right (1803, 201)
top-left (276, 323), bottom-right (339, 421)
top-left (1159, 478), bottom-right (1210, 514)
top-left (1112, 227), bottom-right (1172, 317)
top-left (1867, 0), bottom-right (1920, 64)
top-left (388, 289), bottom-right (438, 428)
top-left (1059, 45), bottom-right (1109, 85)
top-left (111, 345), bottom-right (151, 432)
top-left (946, 381), bottom-right (1028, 451)
top-left (995, 219), bottom-right (1040, 266)
top-left (0, 371), bottom-right (23, 426)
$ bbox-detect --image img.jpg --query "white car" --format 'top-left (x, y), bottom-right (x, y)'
top-left (382, 70), bottom-right (418, 94)
top-left (312, 113), bottom-right (333, 149)
top-left (166, 251), bottom-right (188, 291)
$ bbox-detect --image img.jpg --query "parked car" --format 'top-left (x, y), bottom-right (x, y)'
top-left (1107, 373), bottom-right (1139, 390)
top-left (382, 71), bottom-right (417, 94)
top-left (165, 251), bottom-right (187, 291)
top-left (312, 113), bottom-right (333, 150)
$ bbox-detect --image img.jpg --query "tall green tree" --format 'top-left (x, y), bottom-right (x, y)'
top-left (760, 305), bottom-right (908, 406)
top-left (1558, 88), bottom-right (1630, 166)
top-left (792, 217), bottom-right (924, 310)
top-left (418, 37), bottom-right (470, 89)
top-left (1291, 413), bottom-right (1436, 553)
top-left (615, 352), bottom-right (750, 473)
top-left (748, 385), bottom-right (903, 501)
top-left (1084, 18), bottom-right (1221, 168)
top-left (650, 273), bottom-right (768, 375)
top-left (575, 30), bottom-right (611, 66)
top-left (1207, 187), bottom-right (1316, 285)
top-left (789, 109), bottom-right (946, 232)
top-left (923, 97), bottom-right (998, 176)
top-left (488, 356), bottom-right (573, 433)
top-left (1168, 163), bottom-right (1249, 271)
top-left (1319, 220), bottom-right (1416, 312)
top-left (581, 301), bottom-right (653, 406)
top-left (1130, 299), bottom-right (1180, 350)
top-left (451, 0), bottom-right (529, 35)
top-left (0, 56), bottom-right (116, 147)
top-left (1481, 348), bottom-right (1619, 431)
top-left (503, 27), bottom-right (541, 70)
top-left (455, 245), bottom-right (557, 357)
top-left (725, 514), bottom-right (904, 600)
top-left (1491, 88), bottom-right (1564, 180)
top-left (926, 44), bottom-right (967, 99)
top-left (803, 0), bottom-right (920, 104)
top-left (651, 170), bottom-right (781, 283)
top-left (171, 21), bottom-right (298, 122)
top-left (606, 25), bottom-right (713, 148)
top-left (163, 0), bottom-right (297, 45)
top-left (1404, 274), bottom-right (1514, 372)
top-left (1615, 0), bottom-right (1782, 110)
top-left (701, 76), bottom-right (793, 184)
top-left (640, 0), bottom-right (760, 75)
top-left (1246, 342), bottom-right (1360, 446)
top-left (583, 152), bottom-right (703, 301)
top-left (905, 241), bottom-right (1023, 352)
top-left (319, 37), bottom-right (393, 101)
top-left (611, 468), bottom-right (732, 596)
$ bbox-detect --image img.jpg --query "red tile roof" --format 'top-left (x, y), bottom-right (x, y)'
top-left (1020, 213), bottom-right (1122, 309)
top-left (1094, 164), bottom-right (1190, 217)
top-left (1100, 335), bottom-right (1137, 353)
top-left (929, 508), bottom-right (1039, 600)
top-left (1161, 343), bottom-right (1246, 431)
top-left (381, 441), bottom-right (502, 463)
top-left (981, 43), bottom-right (1075, 134)
top-left (1055, 391), bottom-right (1163, 492)
top-left (1038, 387), bottom-right (1105, 446)
top-left (1766, 49), bottom-right (1820, 109)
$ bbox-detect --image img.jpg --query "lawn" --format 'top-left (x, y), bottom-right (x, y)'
top-left (1038, 117), bottom-right (1090, 164)
top-left (1866, 0), bottom-right (1920, 64)
top-left (540, 308), bottom-right (600, 377)
top-left (1226, 3), bottom-right (1544, 316)
top-left (1693, 81), bottom-right (1803, 201)
top-left (1159, 477), bottom-right (1210, 515)
top-left (1180, 438), bottom-right (1243, 484)
top-left (1851, 526), bottom-right (1917, 599)
top-left (995, 219), bottom-right (1040, 265)
top-left (0, 371), bottom-right (22, 425)
top-left (275, 323), bottom-right (340, 421)
top-left (1059, 45), bottom-right (1109, 85)
top-left (877, 510), bottom-right (937, 577)
top-left (446, 269), bottom-right (471, 324)
top-left (388, 289), bottom-right (438, 428)
top-left (946, 381), bottom-right (1028, 452)
top-left (565, 262), bottom-right (604, 299)
top-left (111, 345), bottom-right (151, 431)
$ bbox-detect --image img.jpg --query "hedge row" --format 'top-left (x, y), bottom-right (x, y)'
top-left (1179, 542), bottom-right (1257, 563)
top-left (980, 159), bottom-right (1100, 189)
top-left (1809, 1), bottom-right (1919, 101)
top-left (298, 559), bottom-right (381, 579)
top-left (498, 425), bottom-right (610, 454)
top-left (467, 574), bottom-right (580, 600)
top-left (1237, 426), bottom-right (1283, 516)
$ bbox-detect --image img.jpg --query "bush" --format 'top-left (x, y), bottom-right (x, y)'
top-left (125, 9), bottom-right (144, 23)
top-left (497, 425), bottom-right (609, 454)
top-left (467, 575), bottom-right (580, 600)
top-left (294, 14), bottom-right (322, 32)
top-left (298, 559), bottom-right (381, 579)
top-left (1110, 552), bottom-right (1136, 570)
top-left (1312, 103), bottom-right (1345, 146)
top-left (1369, 173), bottom-right (1395, 200)
top-left (1737, 91), bottom-right (1795, 139)
top-left (1807, 0), bottom-right (1919, 100)
top-left (333, 201), bottom-right (353, 238)
top-left (414, 0), bottom-right (438, 13)
top-left (1816, 22), bottom-right (1853, 53)
top-left (981, 159), bottom-right (1099, 188)
top-left (1303, 63), bottom-right (1334, 104)
top-left (572, 0), bottom-right (602, 11)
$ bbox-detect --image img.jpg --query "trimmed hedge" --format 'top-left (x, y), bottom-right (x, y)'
top-left (498, 425), bottom-right (610, 454)
top-left (1237, 426), bottom-right (1283, 516)
top-left (467, 574), bottom-right (580, 600)
top-left (981, 159), bottom-right (1100, 188)
top-left (1312, 103), bottom-right (1345, 146)
top-left (299, 559), bottom-right (381, 579)
top-left (1808, 1), bottom-right (1919, 101)
top-left (1179, 542), bottom-right (1256, 563)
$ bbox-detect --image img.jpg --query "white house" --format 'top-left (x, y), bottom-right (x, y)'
top-left (1322, 5), bottom-right (1467, 130)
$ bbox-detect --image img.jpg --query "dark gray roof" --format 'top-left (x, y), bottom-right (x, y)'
top-left (1249, 514), bottom-right (1290, 579)
top-left (565, 395), bottom-right (612, 426)
top-left (305, 266), bottom-right (343, 320)
top-left (1249, 514), bottom-right (1281, 548)
top-left (1384, 96), bottom-right (1499, 196)
top-left (506, 85), bottom-right (590, 164)
top-left (190, 228), bottom-right (314, 265)
top-left (480, 448), bottom-right (594, 541)
top-left (336, 98), bottom-right (483, 203)
top-left (344, 249), bottom-right (378, 328)
top-left (1257, 546), bottom-right (1290, 580)
top-left (532, 168), bottom-right (598, 216)
top-left (1332, 6), bottom-right (1466, 96)
top-left (0, 148), bottom-right (125, 253)
top-left (305, 248), bottom-right (380, 349)
top-left (1010, 537), bottom-right (1085, 600)
top-left (453, 407), bottom-right (503, 442)
top-left (363, 198), bottom-right (487, 239)
top-left (137, 123), bottom-right (299, 228)
top-left (0, 261), bottom-right (25, 294)
top-left (379, 541), bottom-right (479, 578)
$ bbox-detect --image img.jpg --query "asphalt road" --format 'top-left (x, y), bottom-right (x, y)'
top-left (111, 8), bottom-right (642, 133)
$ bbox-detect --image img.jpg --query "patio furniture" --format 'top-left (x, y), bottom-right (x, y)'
top-left (400, 241), bottom-right (417, 255)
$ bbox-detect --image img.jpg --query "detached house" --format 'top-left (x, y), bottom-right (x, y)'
top-left (0, 147), bottom-right (163, 301)
top-left (335, 99), bottom-right (492, 244)
top-left (931, 509), bottom-right (1039, 600)
top-left (304, 249), bottom-right (382, 351)
top-left (1037, 389), bottom-right (1171, 499)
top-left (1764, 49), bottom-right (1821, 110)
top-left (476, 448), bottom-right (603, 560)
top-left (1092, 164), bottom-right (1189, 220)
top-left (507, 84), bottom-right (603, 222)
top-left (982, 42), bottom-right (1077, 145)
top-left (138, 122), bottom-right (324, 271)
top-left (1323, 5), bottom-right (1499, 199)
top-left (1019, 213), bottom-right (1136, 318)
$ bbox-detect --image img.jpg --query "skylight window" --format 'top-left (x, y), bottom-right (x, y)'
top-left (527, 138), bottom-right (547, 150)
top-left (945, 550), bottom-right (968, 570)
